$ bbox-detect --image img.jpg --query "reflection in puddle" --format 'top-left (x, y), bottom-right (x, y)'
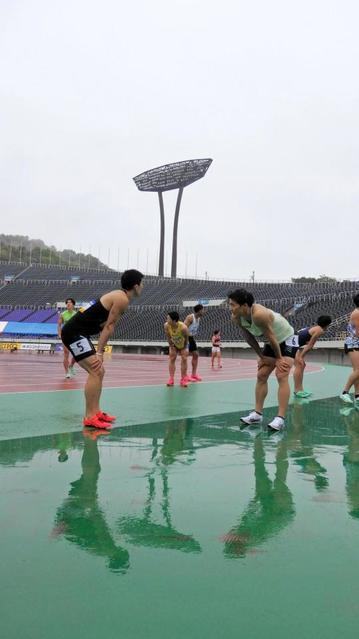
top-left (3, 398), bottom-right (359, 637)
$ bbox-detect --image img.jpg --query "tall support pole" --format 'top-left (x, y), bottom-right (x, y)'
top-left (158, 191), bottom-right (165, 277)
top-left (171, 187), bottom-right (183, 278)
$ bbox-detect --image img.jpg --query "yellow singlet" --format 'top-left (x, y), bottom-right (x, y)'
top-left (167, 321), bottom-right (186, 350)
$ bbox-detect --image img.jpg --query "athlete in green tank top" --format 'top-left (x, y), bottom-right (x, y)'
top-left (228, 288), bottom-right (295, 432)
top-left (61, 308), bottom-right (77, 324)
top-left (58, 298), bottom-right (77, 379)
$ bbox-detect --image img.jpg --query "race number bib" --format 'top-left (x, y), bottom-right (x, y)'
top-left (69, 337), bottom-right (93, 357)
top-left (285, 335), bottom-right (299, 348)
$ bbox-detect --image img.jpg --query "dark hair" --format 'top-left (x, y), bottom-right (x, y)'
top-left (213, 330), bottom-right (220, 335)
top-left (121, 269), bottom-right (143, 291)
top-left (194, 304), bottom-right (204, 313)
top-left (317, 315), bottom-right (332, 328)
top-left (353, 293), bottom-right (359, 308)
top-left (168, 311), bottom-right (179, 322)
top-left (228, 288), bottom-right (254, 306)
top-left (65, 298), bottom-right (76, 305)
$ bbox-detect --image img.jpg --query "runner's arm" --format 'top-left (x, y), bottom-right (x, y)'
top-left (239, 326), bottom-right (263, 357)
top-left (97, 301), bottom-right (125, 353)
top-left (300, 328), bottom-right (322, 358)
top-left (57, 314), bottom-right (63, 338)
top-left (164, 323), bottom-right (174, 347)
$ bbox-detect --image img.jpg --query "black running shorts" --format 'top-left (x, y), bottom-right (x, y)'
top-left (188, 336), bottom-right (198, 353)
top-left (344, 345), bottom-right (359, 354)
top-left (61, 325), bottom-right (96, 362)
top-left (262, 342), bottom-right (295, 359)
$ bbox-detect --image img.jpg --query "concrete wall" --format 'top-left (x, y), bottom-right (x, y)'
top-left (110, 340), bottom-right (350, 367)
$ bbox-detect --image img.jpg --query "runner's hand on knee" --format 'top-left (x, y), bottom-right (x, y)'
top-left (90, 356), bottom-right (103, 373)
top-left (276, 357), bottom-right (290, 374)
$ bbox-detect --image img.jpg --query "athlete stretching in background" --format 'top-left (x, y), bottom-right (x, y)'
top-left (340, 293), bottom-right (359, 407)
top-left (211, 330), bottom-right (222, 369)
top-left (58, 298), bottom-right (77, 378)
top-left (292, 315), bottom-right (332, 398)
top-left (184, 304), bottom-right (204, 381)
top-left (164, 311), bottom-right (189, 387)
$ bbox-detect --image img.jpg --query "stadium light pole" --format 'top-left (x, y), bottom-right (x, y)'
top-left (133, 159), bottom-right (212, 278)
top-left (171, 187), bottom-right (183, 278)
top-left (158, 191), bottom-right (165, 276)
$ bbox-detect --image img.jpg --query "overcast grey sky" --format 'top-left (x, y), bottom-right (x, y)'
top-left (0, 0), bottom-right (358, 280)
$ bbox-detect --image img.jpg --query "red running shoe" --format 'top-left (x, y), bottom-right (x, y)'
top-left (189, 374), bottom-right (202, 382)
top-left (83, 416), bottom-right (112, 429)
top-left (166, 378), bottom-right (174, 386)
top-left (96, 411), bottom-right (116, 423)
top-left (180, 376), bottom-right (188, 387)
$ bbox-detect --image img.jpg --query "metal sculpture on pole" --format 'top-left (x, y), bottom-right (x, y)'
top-left (133, 158), bottom-right (212, 277)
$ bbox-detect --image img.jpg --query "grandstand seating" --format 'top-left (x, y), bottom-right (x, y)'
top-left (27, 309), bottom-right (58, 323)
top-left (0, 262), bottom-right (28, 278)
top-left (0, 308), bottom-right (34, 321)
top-left (0, 262), bottom-right (358, 341)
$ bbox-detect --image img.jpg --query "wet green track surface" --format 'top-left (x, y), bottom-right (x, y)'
top-left (2, 380), bottom-right (359, 638)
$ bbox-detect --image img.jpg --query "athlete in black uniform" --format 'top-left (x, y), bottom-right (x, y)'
top-left (292, 315), bottom-right (332, 398)
top-left (61, 269), bottom-right (143, 428)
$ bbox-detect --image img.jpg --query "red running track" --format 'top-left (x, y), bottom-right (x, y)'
top-left (0, 352), bottom-right (323, 394)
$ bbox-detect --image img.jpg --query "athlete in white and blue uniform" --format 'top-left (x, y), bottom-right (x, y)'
top-left (341, 293), bottom-right (359, 406)
top-left (184, 304), bottom-right (205, 382)
top-left (292, 315), bottom-right (332, 398)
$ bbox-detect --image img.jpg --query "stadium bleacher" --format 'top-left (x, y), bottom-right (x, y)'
top-left (0, 262), bottom-right (358, 341)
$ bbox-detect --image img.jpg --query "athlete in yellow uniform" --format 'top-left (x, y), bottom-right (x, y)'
top-left (164, 311), bottom-right (189, 387)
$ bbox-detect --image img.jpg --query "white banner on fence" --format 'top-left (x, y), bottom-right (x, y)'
top-left (20, 343), bottom-right (52, 351)
top-left (182, 299), bottom-right (226, 308)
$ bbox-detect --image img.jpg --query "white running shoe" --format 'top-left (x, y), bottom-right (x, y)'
top-left (268, 416), bottom-right (285, 431)
top-left (240, 411), bottom-right (263, 426)
top-left (65, 372), bottom-right (71, 379)
top-left (340, 393), bottom-right (353, 404)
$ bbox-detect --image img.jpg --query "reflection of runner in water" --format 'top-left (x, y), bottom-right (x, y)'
top-left (341, 409), bottom-right (359, 520)
top-left (56, 432), bottom-right (73, 463)
top-left (160, 419), bottom-right (196, 468)
top-left (118, 420), bottom-right (200, 553)
top-left (222, 436), bottom-right (295, 558)
top-left (53, 432), bottom-right (130, 574)
top-left (288, 401), bottom-right (328, 491)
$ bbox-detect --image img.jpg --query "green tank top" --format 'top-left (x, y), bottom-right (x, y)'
top-left (61, 309), bottom-right (77, 324)
top-left (240, 306), bottom-right (294, 344)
